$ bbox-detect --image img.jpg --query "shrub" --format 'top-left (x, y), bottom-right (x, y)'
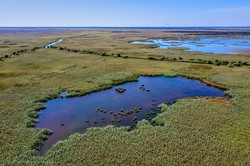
top-left (160, 57), bottom-right (165, 61)
top-left (222, 61), bottom-right (229, 65)
top-left (234, 63), bottom-right (243, 67)
top-left (148, 57), bottom-right (156, 60)
top-left (215, 62), bottom-right (221, 66)
top-left (242, 61), bottom-right (248, 65)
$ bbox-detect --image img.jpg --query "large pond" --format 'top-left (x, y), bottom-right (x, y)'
top-left (36, 76), bottom-right (225, 154)
top-left (132, 37), bottom-right (250, 54)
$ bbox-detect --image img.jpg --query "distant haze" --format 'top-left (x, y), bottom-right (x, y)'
top-left (1, 0), bottom-right (250, 27)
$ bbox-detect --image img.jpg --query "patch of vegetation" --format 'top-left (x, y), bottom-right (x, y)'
top-left (115, 88), bottom-right (126, 93)
top-left (87, 71), bottom-right (134, 85)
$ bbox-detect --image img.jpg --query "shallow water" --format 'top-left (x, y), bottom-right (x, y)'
top-left (36, 76), bottom-right (225, 154)
top-left (132, 37), bottom-right (250, 54)
top-left (45, 38), bottom-right (63, 48)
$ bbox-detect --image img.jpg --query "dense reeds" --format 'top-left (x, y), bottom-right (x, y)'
top-left (0, 31), bottom-right (249, 165)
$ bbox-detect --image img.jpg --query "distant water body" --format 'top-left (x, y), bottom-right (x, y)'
top-left (133, 37), bottom-right (250, 54)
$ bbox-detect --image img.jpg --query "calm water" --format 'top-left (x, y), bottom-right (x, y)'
top-left (36, 76), bottom-right (225, 154)
top-left (132, 37), bottom-right (250, 54)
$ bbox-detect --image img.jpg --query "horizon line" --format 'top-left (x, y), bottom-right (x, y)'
top-left (0, 26), bottom-right (250, 28)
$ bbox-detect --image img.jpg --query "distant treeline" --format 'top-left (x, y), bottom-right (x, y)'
top-left (1, 44), bottom-right (248, 68)
top-left (50, 46), bottom-right (129, 58)
top-left (51, 45), bottom-right (249, 67)
top-left (0, 47), bottom-right (41, 61)
top-left (148, 56), bottom-right (249, 67)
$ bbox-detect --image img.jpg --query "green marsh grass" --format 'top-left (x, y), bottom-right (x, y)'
top-left (0, 30), bottom-right (249, 165)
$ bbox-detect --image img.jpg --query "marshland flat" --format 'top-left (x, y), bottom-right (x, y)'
top-left (1, 27), bottom-right (249, 165)
top-left (1, 1), bottom-right (250, 165)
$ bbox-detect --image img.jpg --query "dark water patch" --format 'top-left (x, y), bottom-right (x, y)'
top-left (35, 76), bottom-right (225, 154)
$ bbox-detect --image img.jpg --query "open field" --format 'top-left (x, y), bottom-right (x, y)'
top-left (0, 28), bottom-right (250, 165)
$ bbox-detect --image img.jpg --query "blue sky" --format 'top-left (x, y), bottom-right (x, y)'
top-left (0, 0), bottom-right (250, 27)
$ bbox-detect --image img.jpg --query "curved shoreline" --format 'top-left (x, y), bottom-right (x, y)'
top-left (33, 74), bottom-right (227, 155)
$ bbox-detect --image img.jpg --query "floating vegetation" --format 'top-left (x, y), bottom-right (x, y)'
top-left (149, 111), bottom-right (156, 115)
top-left (115, 88), bottom-right (126, 93)
top-left (134, 109), bottom-right (140, 113)
top-left (118, 112), bottom-right (124, 116)
top-left (126, 110), bottom-right (134, 115)
top-left (133, 117), bottom-right (138, 122)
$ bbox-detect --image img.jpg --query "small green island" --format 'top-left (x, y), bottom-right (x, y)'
top-left (115, 88), bottom-right (126, 93)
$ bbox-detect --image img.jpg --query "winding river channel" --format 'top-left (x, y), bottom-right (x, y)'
top-left (44, 38), bottom-right (63, 48)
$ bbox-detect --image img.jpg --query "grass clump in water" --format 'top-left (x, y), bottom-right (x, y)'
top-left (115, 88), bottom-right (126, 93)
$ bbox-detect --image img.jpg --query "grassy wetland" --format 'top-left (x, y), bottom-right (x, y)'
top-left (0, 27), bottom-right (250, 165)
